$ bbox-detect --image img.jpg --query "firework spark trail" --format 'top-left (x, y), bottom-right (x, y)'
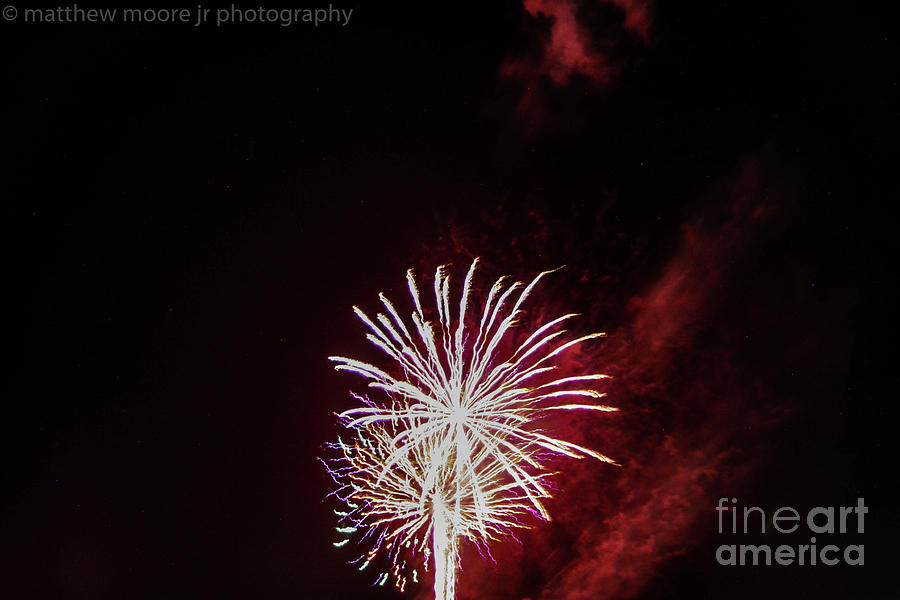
top-left (324, 259), bottom-right (617, 600)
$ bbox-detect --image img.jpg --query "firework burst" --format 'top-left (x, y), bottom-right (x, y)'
top-left (324, 259), bottom-right (617, 600)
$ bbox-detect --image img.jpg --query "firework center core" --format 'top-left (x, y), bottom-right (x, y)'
top-left (449, 406), bottom-right (468, 427)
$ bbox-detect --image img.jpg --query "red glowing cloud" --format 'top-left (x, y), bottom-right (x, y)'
top-left (607, 0), bottom-right (652, 40)
top-left (536, 162), bottom-right (788, 600)
top-left (504, 0), bottom-right (612, 87)
top-left (502, 0), bottom-right (653, 122)
top-left (541, 439), bottom-right (735, 600)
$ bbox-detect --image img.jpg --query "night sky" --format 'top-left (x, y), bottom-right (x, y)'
top-left (3, 1), bottom-right (898, 598)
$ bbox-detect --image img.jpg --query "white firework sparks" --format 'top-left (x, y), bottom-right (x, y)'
top-left (324, 258), bottom-right (617, 600)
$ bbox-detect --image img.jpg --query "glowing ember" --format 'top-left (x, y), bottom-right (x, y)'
top-left (323, 259), bottom-right (617, 599)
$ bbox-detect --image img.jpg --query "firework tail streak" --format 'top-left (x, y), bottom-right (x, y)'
top-left (323, 259), bottom-right (618, 600)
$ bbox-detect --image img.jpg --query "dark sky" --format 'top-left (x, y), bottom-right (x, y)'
top-left (2, 1), bottom-right (897, 599)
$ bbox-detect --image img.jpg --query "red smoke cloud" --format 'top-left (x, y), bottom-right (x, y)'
top-left (503, 0), bottom-right (612, 87)
top-left (607, 0), bottom-right (651, 39)
top-left (535, 162), bottom-right (787, 600)
top-left (502, 0), bottom-right (652, 122)
top-left (625, 163), bottom-right (773, 367)
top-left (541, 440), bottom-right (734, 600)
